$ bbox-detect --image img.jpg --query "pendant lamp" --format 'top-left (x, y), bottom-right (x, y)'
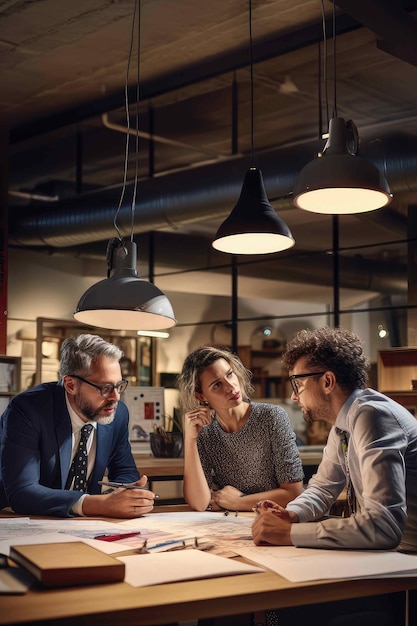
top-left (74, 240), bottom-right (176, 331)
top-left (212, 167), bottom-right (294, 254)
top-left (73, 0), bottom-right (176, 331)
top-left (292, 3), bottom-right (392, 215)
top-left (212, 0), bottom-right (294, 255)
top-left (292, 117), bottom-right (392, 214)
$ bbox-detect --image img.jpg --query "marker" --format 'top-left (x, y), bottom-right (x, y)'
top-left (94, 531), bottom-right (141, 542)
top-left (98, 480), bottom-right (160, 497)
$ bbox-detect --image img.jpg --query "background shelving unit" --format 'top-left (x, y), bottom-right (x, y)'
top-left (238, 345), bottom-right (287, 398)
top-left (0, 355), bottom-right (21, 413)
top-left (378, 348), bottom-right (417, 416)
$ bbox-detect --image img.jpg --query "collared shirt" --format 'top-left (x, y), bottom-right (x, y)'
top-left (65, 394), bottom-right (97, 516)
top-left (287, 388), bottom-right (417, 551)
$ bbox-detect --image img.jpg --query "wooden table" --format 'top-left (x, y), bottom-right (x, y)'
top-left (2, 555), bottom-right (416, 625)
top-left (1, 509), bottom-right (416, 626)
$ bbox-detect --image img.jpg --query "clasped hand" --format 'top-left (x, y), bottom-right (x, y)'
top-left (251, 499), bottom-right (297, 546)
top-left (210, 485), bottom-right (243, 511)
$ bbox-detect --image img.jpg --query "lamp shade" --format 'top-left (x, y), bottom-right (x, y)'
top-left (292, 118), bottom-right (392, 214)
top-left (212, 167), bottom-right (295, 254)
top-left (74, 241), bottom-right (176, 331)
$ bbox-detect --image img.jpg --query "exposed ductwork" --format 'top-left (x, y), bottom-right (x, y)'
top-left (9, 130), bottom-right (415, 296)
top-left (9, 131), bottom-right (416, 248)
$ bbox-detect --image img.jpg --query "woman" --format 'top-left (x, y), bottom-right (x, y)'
top-left (177, 345), bottom-right (304, 512)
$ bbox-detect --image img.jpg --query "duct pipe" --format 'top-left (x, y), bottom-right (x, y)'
top-left (8, 131), bottom-right (417, 248)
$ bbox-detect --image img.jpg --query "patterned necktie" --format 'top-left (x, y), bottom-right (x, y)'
top-left (338, 430), bottom-right (356, 517)
top-left (66, 424), bottom-right (93, 492)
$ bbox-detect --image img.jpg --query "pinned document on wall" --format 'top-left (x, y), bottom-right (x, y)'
top-left (122, 386), bottom-right (165, 453)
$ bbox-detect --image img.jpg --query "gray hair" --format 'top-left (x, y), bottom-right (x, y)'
top-left (177, 345), bottom-right (254, 412)
top-left (59, 334), bottom-right (123, 379)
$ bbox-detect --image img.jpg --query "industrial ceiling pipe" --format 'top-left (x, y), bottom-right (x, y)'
top-left (8, 132), bottom-right (417, 249)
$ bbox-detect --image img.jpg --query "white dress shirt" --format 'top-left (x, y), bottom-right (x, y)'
top-left (287, 388), bottom-right (417, 552)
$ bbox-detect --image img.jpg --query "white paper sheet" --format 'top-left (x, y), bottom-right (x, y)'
top-left (235, 546), bottom-right (417, 582)
top-left (118, 549), bottom-right (264, 587)
top-left (0, 531), bottom-right (139, 556)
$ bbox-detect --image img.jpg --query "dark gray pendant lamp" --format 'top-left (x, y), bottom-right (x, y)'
top-left (74, 0), bottom-right (176, 331)
top-left (212, 0), bottom-right (294, 255)
top-left (292, 117), bottom-right (392, 214)
top-left (74, 239), bottom-right (176, 331)
top-left (292, 4), bottom-right (391, 215)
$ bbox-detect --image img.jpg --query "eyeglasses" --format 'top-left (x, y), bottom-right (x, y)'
top-left (288, 371), bottom-right (326, 395)
top-left (69, 374), bottom-right (128, 398)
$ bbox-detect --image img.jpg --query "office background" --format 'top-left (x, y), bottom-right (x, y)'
top-left (2, 1), bottom-right (417, 414)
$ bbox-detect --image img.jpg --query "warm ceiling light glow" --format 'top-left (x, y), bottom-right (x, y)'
top-left (137, 330), bottom-right (170, 338)
top-left (213, 232), bottom-right (294, 255)
top-left (378, 324), bottom-right (388, 339)
top-left (295, 187), bottom-right (391, 214)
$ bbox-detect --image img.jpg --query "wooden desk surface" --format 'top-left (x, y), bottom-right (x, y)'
top-left (134, 455), bottom-right (184, 477)
top-left (1, 509), bottom-right (417, 625)
top-left (2, 560), bottom-right (417, 625)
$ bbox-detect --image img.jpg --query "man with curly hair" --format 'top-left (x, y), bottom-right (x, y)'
top-left (252, 326), bottom-right (417, 626)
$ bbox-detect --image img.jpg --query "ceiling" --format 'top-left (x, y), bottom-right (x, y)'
top-left (4, 0), bottom-right (417, 310)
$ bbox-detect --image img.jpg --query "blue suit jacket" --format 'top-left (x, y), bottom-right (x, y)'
top-left (0, 382), bottom-right (139, 517)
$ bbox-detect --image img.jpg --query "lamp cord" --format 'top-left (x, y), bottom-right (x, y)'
top-left (317, 42), bottom-right (322, 142)
top-left (319, 0), bottom-right (329, 133)
top-left (249, 0), bottom-right (254, 166)
top-left (131, 0), bottom-right (141, 242)
top-left (113, 0), bottom-right (140, 244)
top-left (332, 1), bottom-right (337, 119)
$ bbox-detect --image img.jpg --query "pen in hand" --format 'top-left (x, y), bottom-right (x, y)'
top-left (98, 480), bottom-right (160, 497)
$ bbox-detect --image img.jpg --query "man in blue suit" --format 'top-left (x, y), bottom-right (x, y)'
top-left (0, 334), bottom-right (156, 518)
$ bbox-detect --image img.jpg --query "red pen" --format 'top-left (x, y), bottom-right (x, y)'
top-left (94, 531), bottom-right (141, 542)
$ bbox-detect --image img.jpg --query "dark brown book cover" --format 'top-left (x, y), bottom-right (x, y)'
top-left (9, 542), bottom-right (125, 587)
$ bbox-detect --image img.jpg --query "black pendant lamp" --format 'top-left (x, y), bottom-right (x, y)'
top-left (212, 0), bottom-right (294, 255)
top-left (292, 117), bottom-right (392, 214)
top-left (74, 0), bottom-right (176, 332)
top-left (212, 167), bottom-right (294, 254)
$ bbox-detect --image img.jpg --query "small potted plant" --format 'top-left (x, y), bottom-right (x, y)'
top-left (150, 414), bottom-right (183, 458)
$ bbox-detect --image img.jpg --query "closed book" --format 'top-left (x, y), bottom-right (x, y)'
top-left (9, 542), bottom-right (125, 588)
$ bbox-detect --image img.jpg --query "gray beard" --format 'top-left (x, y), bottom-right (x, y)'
top-left (93, 414), bottom-right (116, 426)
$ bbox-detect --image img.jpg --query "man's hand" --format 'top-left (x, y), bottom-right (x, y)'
top-left (83, 474), bottom-right (155, 518)
top-left (251, 501), bottom-right (297, 546)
